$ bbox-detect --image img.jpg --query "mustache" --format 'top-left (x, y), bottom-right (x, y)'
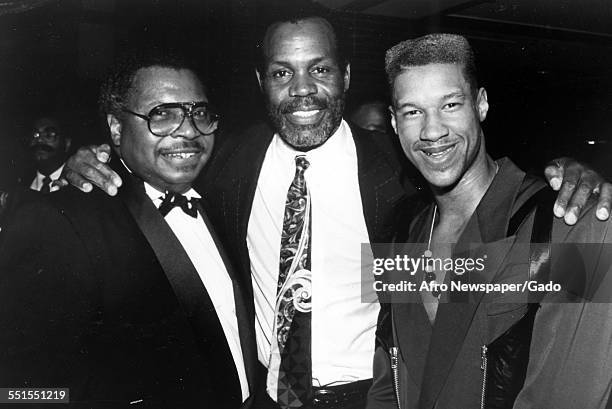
top-left (30, 144), bottom-right (53, 152)
top-left (158, 141), bottom-right (205, 152)
top-left (280, 96), bottom-right (328, 114)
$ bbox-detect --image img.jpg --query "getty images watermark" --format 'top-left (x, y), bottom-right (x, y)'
top-left (361, 242), bottom-right (612, 304)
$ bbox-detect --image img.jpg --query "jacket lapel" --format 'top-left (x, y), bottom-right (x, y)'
top-left (203, 122), bottom-right (274, 285)
top-left (117, 167), bottom-right (241, 390)
top-left (418, 159), bottom-right (533, 408)
top-left (196, 198), bottom-right (258, 394)
top-left (352, 125), bottom-right (417, 245)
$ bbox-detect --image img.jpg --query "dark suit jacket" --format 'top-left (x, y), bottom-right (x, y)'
top-left (0, 166), bottom-right (258, 409)
top-left (198, 121), bottom-right (421, 287)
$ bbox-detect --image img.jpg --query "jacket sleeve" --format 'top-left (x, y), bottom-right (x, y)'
top-left (513, 214), bottom-right (612, 409)
top-left (0, 195), bottom-right (95, 391)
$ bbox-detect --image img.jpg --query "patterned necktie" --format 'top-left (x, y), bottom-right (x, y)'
top-left (157, 192), bottom-right (199, 218)
top-left (40, 176), bottom-right (52, 194)
top-left (268, 155), bottom-right (313, 408)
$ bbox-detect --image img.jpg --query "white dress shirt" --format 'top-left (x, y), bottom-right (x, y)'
top-left (144, 183), bottom-right (249, 401)
top-left (247, 120), bottom-right (378, 386)
top-left (30, 164), bottom-right (64, 192)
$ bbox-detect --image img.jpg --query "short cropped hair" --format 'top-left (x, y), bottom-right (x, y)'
top-left (385, 33), bottom-right (478, 95)
top-left (99, 47), bottom-right (204, 118)
top-left (254, 0), bottom-right (349, 74)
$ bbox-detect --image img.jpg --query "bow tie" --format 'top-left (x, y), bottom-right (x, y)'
top-left (158, 192), bottom-right (200, 218)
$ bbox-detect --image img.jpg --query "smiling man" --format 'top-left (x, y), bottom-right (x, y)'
top-left (367, 33), bottom-right (612, 409)
top-left (54, 4), bottom-right (612, 409)
top-left (0, 50), bottom-right (257, 408)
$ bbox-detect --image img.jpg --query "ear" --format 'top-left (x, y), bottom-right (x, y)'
top-left (343, 63), bottom-right (351, 93)
top-left (255, 69), bottom-right (264, 92)
top-left (476, 88), bottom-right (489, 122)
top-left (208, 120), bottom-right (219, 134)
top-left (389, 105), bottom-right (398, 135)
top-left (107, 114), bottom-right (122, 148)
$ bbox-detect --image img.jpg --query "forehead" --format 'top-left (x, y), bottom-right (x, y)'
top-left (393, 63), bottom-right (470, 103)
top-left (128, 66), bottom-right (207, 108)
top-left (264, 17), bottom-right (338, 65)
top-left (34, 117), bottom-right (60, 130)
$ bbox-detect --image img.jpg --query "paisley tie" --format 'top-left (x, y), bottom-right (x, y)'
top-left (268, 155), bottom-right (313, 408)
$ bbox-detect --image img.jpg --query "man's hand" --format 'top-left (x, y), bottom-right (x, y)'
top-left (55, 144), bottom-right (123, 196)
top-left (544, 157), bottom-right (612, 225)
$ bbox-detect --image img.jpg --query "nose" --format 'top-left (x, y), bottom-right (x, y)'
top-left (171, 114), bottom-right (200, 140)
top-left (289, 72), bottom-right (317, 97)
top-left (421, 112), bottom-right (449, 142)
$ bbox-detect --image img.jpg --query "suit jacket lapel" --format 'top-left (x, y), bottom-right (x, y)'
top-left (196, 198), bottom-right (258, 394)
top-left (117, 167), bottom-right (240, 389)
top-left (204, 122), bottom-right (274, 284)
top-left (352, 125), bottom-right (414, 245)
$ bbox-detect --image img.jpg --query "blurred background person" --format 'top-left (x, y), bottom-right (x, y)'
top-left (348, 97), bottom-right (391, 134)
top-left (24, 112), bottom-right (72, 193)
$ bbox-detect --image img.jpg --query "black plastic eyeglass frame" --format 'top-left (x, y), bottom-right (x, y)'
top-left (122, 101), bottom-right (219, 136)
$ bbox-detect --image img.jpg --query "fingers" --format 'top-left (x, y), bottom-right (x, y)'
top-left (63, 167), bottom-right (94, 193)
top-left (63, 144), bottom-right (122, 196)
top-left (93, 144), bottom-right (111, 163)
top-left (550, 158), bottom-right (608, 225)
top-left (94, 144), bottom-right (123, 188)
top-left (544, 159), bottom-right (565, 191)
top-left (552, 161), bottom-right (581, 219)
top-left (596, 183), bottom-right (612, 221)
top-left (562, 181), bottom-right (593, 225)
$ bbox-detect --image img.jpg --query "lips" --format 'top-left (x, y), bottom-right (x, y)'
top-left (159, 146), bottom-right (204, 163)
top-left (290, 109), bottom-right (321, 118)
top-left (418, 143), bottom-right (458, 167)
top-left (281, 98), bottom-right (327, 126)
top-left (30, 144), bottom-right (53, 153)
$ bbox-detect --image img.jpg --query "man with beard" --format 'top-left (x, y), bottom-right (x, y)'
top-left (26, 113), bottom-right (72, 193)
top-left (58, 4), bottom-right (612, 409)
top-left (0, 51), bottom-right (258, 408)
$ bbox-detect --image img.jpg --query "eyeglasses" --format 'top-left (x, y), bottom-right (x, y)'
top-left (32, 127), bottom-right (60, 142)
top-left (122, 101), bottom-right (219, 137)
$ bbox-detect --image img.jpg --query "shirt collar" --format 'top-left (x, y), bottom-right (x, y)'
top-left (143, 182), bottom-right (200, 206)
top-left (36, 163), bottom-right (65, 181)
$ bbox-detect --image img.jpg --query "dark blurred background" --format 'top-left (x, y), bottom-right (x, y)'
top-left (1, 0), bottom-right (612, 189)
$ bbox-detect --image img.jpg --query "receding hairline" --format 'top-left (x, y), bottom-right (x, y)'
top-left (262, 16), bottom-right (340, 61)
top-left (124, 65), bottom-right (207, 106)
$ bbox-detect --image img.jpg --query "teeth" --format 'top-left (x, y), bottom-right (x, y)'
top-left (291, 110), bottom-right (320, 118)
top-left (425, 146), bottom-right (453, 157)
top-left (165, 152), bottom-right (196, 159)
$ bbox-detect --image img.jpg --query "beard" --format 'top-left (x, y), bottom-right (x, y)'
top-left (266, 94), bottom-right (345, 150)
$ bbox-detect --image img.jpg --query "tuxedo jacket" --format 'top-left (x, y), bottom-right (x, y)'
top-left (0, 166), bottom-right (258, 409)
top-left (198, 120), bottom-right (421, 287)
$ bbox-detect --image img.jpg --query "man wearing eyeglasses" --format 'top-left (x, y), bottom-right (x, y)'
top-left (26, 114), bottom-right (72, 193)
top-left (0, 50), bottom-right (258, 408)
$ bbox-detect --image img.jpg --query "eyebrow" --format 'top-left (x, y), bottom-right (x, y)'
top-left (396, 91), bottom-right (466, 110)
top-left (442, 91), bottom-right (466, 100)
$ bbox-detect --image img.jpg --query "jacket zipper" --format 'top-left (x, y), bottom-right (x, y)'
top-left (480, 345), bottom-right (488, 409)
top-left (390, 346), bottom-right (402, 409)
